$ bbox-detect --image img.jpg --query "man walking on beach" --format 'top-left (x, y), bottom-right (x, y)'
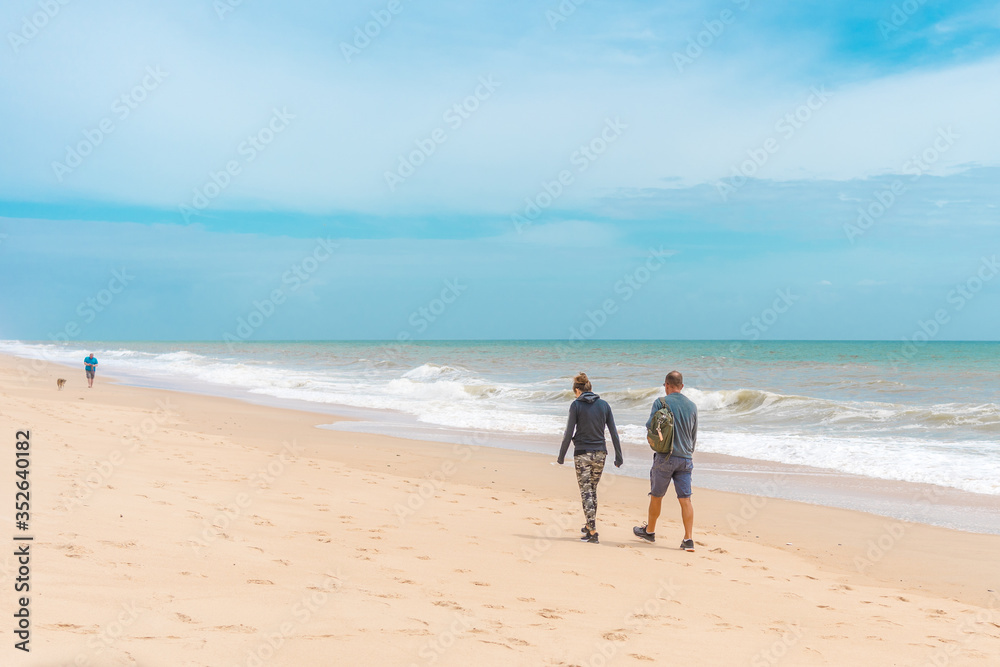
top-left (634, 371), bottom-right (698, 551)
top-left (84, 353), bottom-right (98, 389)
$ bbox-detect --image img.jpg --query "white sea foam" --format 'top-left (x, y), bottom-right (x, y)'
top-left (2, 339), bottom-right (997, 496)
top-left (700, 431), bottom-right (1000, 496)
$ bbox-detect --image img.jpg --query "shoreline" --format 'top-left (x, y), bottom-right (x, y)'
top-left (4, 352), bottom-right (1000, 664)
top-left (18, 350), bottom-right (1000, 536)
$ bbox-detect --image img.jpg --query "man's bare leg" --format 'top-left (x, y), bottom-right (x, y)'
top-left (646, 495), bottom-right (663, 533)
top-left (679, 497), bottom-right (693, 541)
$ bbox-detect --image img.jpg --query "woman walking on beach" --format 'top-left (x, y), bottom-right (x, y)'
top-left (557, 372), bottom-right (623, 544)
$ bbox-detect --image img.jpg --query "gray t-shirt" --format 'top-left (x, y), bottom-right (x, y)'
top-left (646, 392), bottom-right (698, 459)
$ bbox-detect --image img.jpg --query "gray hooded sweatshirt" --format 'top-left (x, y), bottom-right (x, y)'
top-left (558, 391), bottom-right (623, 463)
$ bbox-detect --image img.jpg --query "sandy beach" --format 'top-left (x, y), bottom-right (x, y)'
top-left (3, 352), bottom-right (999, 666)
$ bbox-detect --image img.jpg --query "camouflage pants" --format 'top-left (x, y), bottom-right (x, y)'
top-left (574, 451), bottom-right (606, 532)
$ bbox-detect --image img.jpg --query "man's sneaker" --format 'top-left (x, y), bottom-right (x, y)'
top-left (581, 531), bottom-right (599, 544)
top-left (633, 525), bottom-right (655, 543)
top-left (680, 539), bottom-right (695, 552)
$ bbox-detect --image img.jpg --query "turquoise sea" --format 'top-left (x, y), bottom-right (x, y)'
top-left (4, 339), bottom-right (999, 496)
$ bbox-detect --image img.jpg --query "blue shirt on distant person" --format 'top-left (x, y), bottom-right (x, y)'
top-left (84, 356), bottom-right (98, 372)
top-left (646, 392), bottom-right (698, 458)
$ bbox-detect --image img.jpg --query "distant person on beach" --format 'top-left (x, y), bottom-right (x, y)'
top-left (634, 370), bottom-right (699, 551)
top-left (557, 372), bottom-right (623, 544)
top-left (84, 353), bottom-right (98, 388)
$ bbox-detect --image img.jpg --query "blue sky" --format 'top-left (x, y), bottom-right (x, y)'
top-left (1, 0), bottom-right (999, 341)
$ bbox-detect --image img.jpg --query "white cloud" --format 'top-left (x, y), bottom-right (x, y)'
top-left (0, 3), bottom-right (998, 218)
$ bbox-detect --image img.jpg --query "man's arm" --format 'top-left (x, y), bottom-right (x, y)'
top-left (557, 403), bottom-right (577, 464)
top-left (691, 411), bottom-right (698, 453)
top-left (644, 397), bottom-right (662, 430)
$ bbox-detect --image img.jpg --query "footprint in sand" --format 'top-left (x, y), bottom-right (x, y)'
top-left (44, 623), bottom-right (92, 633)
top-left (874, 617), bottom-right (902, 626)
top-left (602, 631), bottom-right (628, 641)
top-left (433, 601), bottom-right (464, 610)
top-left (176, 613), bottom-right (196, 623)
top-left (213, 624), bottom-right (256, 633)
top-left (57, 544), bottom-right (93, 558)
top-left (247, 579), bottom-right (274, 585)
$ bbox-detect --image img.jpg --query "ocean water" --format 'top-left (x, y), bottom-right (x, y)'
top-left (4, 339), bottom-right (1000, 496)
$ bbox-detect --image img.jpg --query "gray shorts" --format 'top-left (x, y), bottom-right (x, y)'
top-left (86, 370), bottom-right (95, 379)
top-left (650, 454), bottom-right (693, 499)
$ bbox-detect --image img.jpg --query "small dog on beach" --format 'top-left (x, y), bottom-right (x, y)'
top-left (57, 378), bottom-right (66, 390)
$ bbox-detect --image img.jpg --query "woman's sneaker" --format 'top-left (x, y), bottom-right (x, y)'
top-left (680, 538), bottom-right (695, 552)
top-left (581, 531), bottom-right (599, 544)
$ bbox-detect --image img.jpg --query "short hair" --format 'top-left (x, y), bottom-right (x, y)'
top-left (665, 371), bottom-right (683, 387)
top-left (573, 372), bottom-right (592, 392)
